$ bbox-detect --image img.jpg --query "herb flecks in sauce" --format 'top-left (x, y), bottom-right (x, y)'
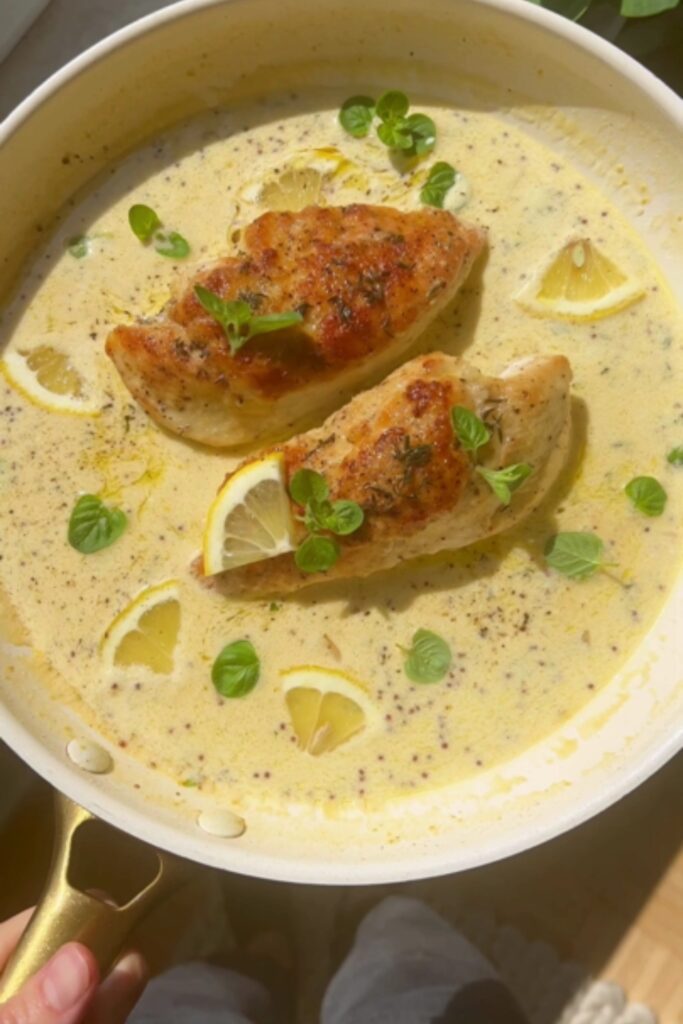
top-left (666, 446), bottom-right (683, 467)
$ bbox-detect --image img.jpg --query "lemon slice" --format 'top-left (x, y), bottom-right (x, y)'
top-left (243, 148), bottom-right (347, 212)
top-left (517, 238), bottom-right (644, 322)
top-left (281, 666), bottom-right (380, 756)
top-left (203, 452), bottom-right (295, 575)
top-left (1, 345), bottom-right (99, 415)
top-left (101, 580), bottom-right (180, 676)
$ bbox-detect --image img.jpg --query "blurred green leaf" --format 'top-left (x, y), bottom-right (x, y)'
top-left (620, 0), bottom-right (678, 15)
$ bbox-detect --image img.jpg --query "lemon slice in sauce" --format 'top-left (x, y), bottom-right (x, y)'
top-left (517, 238), bottom-right (644, 322)
top-left (2, 344), bottom-right (99, 415)
top-left (281, 666), bottom-right (380, 756)
top-left (101, 580), bottom-right (180, 676)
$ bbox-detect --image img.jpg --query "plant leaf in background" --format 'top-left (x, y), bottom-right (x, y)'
top-left (620, 0), bottom-right (678, 15)
top-left (525, 0), bottom-right (679, 18)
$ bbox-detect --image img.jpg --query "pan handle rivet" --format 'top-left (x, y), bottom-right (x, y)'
top-left (197, 808), bottom-right (246, 838)
top-left (66, 738), bottom-right (113, 774)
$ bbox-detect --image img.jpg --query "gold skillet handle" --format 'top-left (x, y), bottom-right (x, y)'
top-left (0, 792), bottom-right (190, 1002)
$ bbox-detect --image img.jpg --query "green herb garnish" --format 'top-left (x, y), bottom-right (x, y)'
top-left (339, 95), bottom-right (375, 137)
top-left (666, 446), bottom-right (683, 466)
top-left (128, 204), bottom-right (162, 243)
top-left (211, 639), bottom-right (260, 698)
top-left (625, 476), bottom-right (667, 517)
top-left (339, 90), bottom-right (437, 156)
top-left (154, 230), bottom-right (191, 260)
top-left (128, 204), bottom-right (190, 259)
top-left (545, 532), bottom-right (609, 581)
top-left (68, 494), bottom-right (128, 554)
top-left (403, 629), bottom-right (452, 684)
top-left (194, 285), bottom-right (303, 356)
top-left (476, 463), bottom-right (533, 505)
top-left (451, 406), bottom-right (491, 454)
top-left (294, 535), bottom-right (340, 574)
top-left (420, 162), bottom-right (457, 208)
top-left (66, 235), bottom-right (90, 259)
top-left (289, 469), bottom-right (364, 574)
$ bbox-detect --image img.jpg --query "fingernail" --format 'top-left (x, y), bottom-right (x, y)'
top-left (42, 945), bottom-right (93, 1012)
top-left (114, 951), bottom-right (148, 984)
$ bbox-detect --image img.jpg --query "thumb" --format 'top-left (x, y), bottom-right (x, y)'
top-left (0, 943), bottom-right (99, 1024)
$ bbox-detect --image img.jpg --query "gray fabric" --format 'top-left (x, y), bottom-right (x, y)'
top-left (129, 896), bottom-right (522, 1024)
top-left (129, 962), bottom-right (276, 1024)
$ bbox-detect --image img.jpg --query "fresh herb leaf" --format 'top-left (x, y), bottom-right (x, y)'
top-left (211, 639), bottom-right (260, 698)
top-left (339, 95), bottom-right (375, 137)
top-left (154, 230), bottom-right (190, 259)
top-left (545, 531), bottom-right (607, 580)
top-left (323, 500), bottom-right (365, 536)
top-left (451, 406), bottom-right (491, 454)
top-left (376, 90), bottom-right (410, 121)
top-left (477, 463), bottom-right (532, 505)
top-left (403, 628), bottom-right (452, 684)
top-left (404, 113), bottom-right (437, 156)
top-left (666, 446), bottom-right (683, 466)
top-left (420, 162), bottom-right (457, 208)
top-left (625, 475), bottom-right (667, 516)
top-left (365, 91), bottom-right (438, 156)
top-left (248, 312), bottom-right (305, 336)
top-left (68, 494), bottom-right (128, 554)
top-left (289, 468), bottom-right (329, 506)
top-left (377, 119), bottom-right (413, 150)
top-left (67, 234), bottom-right (90, 259)
top-left (620, 0), bottom-right (677, 15)
top-left (289, 471), bottom-right (363, 570)
top-left (295, 534), bottom-right (340, 574)
top-left (128, 204), bottom-right (162, 243)
top-left (194, 285), bottom-right (302, 355)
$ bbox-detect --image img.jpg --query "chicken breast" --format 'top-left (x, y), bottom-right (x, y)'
top-left (212, 351), bottom-right (572, 595)
top-left (106, 205), bottom-right (485, 447)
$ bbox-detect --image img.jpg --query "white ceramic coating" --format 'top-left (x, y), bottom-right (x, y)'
top-left (0, 0), bottom-right (681, 884)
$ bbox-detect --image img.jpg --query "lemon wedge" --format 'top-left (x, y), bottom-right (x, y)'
top-left (1, 345), bottom-right (99, 415)
top-left (101, 580), bottom-right (180, 676)
top-left (243, 148), bottom-right (347, 212)
top-left (203, 452), bottom-right (295, 576)
top-left (281, 666), bottom-right (379, 756)
top-left (516, 238), bottom-right (644, 322)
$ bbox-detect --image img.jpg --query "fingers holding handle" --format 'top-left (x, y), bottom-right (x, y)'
top-left (0, 941), bottom-right (98, 1024)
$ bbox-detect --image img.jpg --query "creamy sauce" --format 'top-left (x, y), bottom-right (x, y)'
top-left (1, 97), bottom-right (681, 815)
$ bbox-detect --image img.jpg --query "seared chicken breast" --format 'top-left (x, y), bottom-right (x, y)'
top-left (213, 351), bottom-right (573, 595)
top-left (106, 205), bottom-right (485, 447)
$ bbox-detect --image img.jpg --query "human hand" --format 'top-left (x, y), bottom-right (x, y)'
top-left (0, 909), bottom-right (147, 1024)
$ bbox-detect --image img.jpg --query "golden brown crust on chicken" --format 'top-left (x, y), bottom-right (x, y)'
top-left (106, 205), bottom-right (485, 447)
top-left (211, 351), bottom-right (573, 595)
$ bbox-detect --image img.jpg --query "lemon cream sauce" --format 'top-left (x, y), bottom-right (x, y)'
top-left (0, 97), bottom-right (681, 814)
